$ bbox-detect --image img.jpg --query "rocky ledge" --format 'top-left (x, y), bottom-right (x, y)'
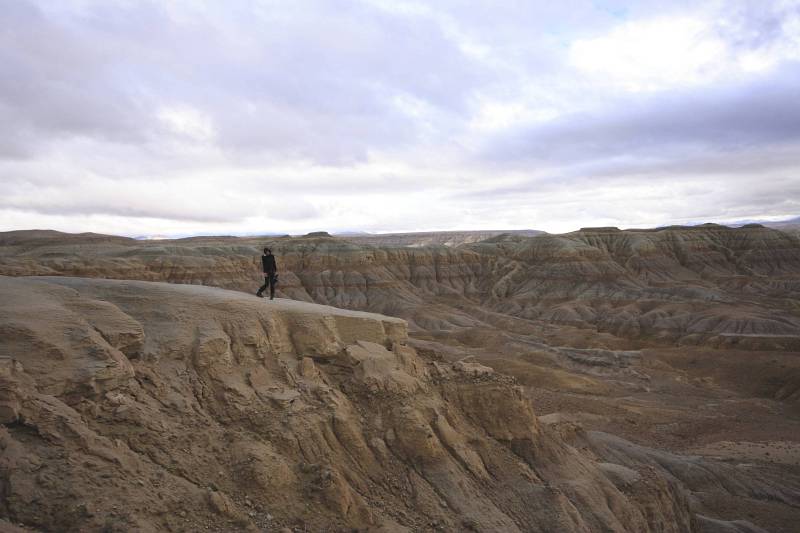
top-left (0, 277), bottom-right (785, 532)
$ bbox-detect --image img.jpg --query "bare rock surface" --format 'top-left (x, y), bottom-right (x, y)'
top-left (0, 276), bottom-right (711, 532)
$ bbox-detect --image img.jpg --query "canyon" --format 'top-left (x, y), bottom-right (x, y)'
top-left (1, 224), bottom-right (799, 532)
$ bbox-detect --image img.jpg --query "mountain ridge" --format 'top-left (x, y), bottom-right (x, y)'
top-left (2, 224), bottom-right (798, 347)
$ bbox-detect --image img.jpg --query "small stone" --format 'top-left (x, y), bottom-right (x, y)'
top-left (208, 489), bottom-right (240, 519)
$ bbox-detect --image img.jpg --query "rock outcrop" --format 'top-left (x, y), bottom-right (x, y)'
top-left (0, 276), bottom-right (724, 532)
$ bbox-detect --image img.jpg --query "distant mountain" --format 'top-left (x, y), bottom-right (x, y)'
top-left (0, 229), bottom-right (134, 246)
top-left (342, 229), bottom-right (545, 247)
top-left (761, 216), bottom-right (800, 237)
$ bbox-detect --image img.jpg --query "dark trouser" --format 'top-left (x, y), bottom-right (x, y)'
top-left (257, 273), bottom-right (277, 299)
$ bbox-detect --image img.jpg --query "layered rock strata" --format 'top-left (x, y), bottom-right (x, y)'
top-left (1, 225), bottom-right (799, 346)
top-left (0, 276), bottom-right (724, 532)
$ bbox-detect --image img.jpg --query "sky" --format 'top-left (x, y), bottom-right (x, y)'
top-left (1, 0), bottom-right (799, 236)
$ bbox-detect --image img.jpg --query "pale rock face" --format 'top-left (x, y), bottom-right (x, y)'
top-left (0, 277), bottom-right (137, 399)
top-left (0, 275), bottom-right (706, 532)
top-left (343, 340), bottom-right (426, 394)
top-left (453, 359), bottom-right (494, 377)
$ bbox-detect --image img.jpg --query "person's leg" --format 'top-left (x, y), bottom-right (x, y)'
top-left (256, 277), bottom-right (268, 297)
top-left (269, 273), bottom-right (276, 300)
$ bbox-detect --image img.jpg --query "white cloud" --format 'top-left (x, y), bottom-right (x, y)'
top-left (157, 105), bottom-right (215, 142)
top-left (468, 99), bottom-right (560, 132)
top-left (569, 3), bottom-right (800, 91)
top-left (569, 16), bottom-right (727, 91)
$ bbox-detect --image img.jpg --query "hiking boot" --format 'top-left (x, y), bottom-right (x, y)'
top-left (256, 292), bottom-right (263, 298)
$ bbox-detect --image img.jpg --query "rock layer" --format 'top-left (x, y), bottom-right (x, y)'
top-left (0, 276), bottom-right (729, 532)
top-left (1, 225), bottom-right (799, 345)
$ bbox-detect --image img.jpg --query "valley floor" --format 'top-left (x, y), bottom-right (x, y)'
top-left (411, 318), bottom-right (800, 533)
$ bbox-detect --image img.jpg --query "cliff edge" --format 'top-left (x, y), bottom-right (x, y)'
top-left (0, 277), bottom-right (787, 532)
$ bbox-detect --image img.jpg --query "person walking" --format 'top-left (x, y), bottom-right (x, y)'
top-left (256, 247), bottom-right (278, 300)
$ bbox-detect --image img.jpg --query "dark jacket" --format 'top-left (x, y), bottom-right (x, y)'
top-left (262, 254), bottom-right (277, 274)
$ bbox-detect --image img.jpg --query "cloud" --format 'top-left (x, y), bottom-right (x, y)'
top-left (481, 63), bottom-right (800, 167)
top-left (569, 16), bottom-right (727, 91)
top-left (0, 172), bottom-right (320, 223)
top-left (157, 105), bottom-right (215, 142)
top-left (1, 0), bottom-right (799, 235)
top-left (0, 0), bottom-right (490, 164)
top-left (0, 1), bottom-right (154, 155)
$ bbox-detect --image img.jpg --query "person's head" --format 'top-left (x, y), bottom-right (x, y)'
top-left (264, 247), bottom-right (272, 255)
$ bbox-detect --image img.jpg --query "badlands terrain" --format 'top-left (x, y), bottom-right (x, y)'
top-left (1, 224), bottom-right (800, 532)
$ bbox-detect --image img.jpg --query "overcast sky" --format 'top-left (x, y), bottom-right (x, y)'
top-left (2, 0), bottom-right (799, 236)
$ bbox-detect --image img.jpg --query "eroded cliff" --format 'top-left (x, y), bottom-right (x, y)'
top-left (0, 276), bottom-right (769, 532)
top-left (2, 226), bottom-right (799, 347)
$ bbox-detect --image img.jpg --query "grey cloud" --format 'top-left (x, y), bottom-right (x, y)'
top-left (570, 141), bottom-right (800, 182)
top-left (713, 0), bottom-right (800, 50)
top-left (0, 197), bottom-right (320, 224)
top-left (0, 0), bottom-right (491, 166)
top-left (1, 204), bottom-right (241, 224)
top-left (0, 173), bottom-right (320, 223)
top-left (0, 181), bottom-right (249, 222)
top-left (0, 1), bottom-right (155, 154)
top-left (195, 2), bottom-right (491, 163)
top-left (482, 64), bottom-right (800, 166)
